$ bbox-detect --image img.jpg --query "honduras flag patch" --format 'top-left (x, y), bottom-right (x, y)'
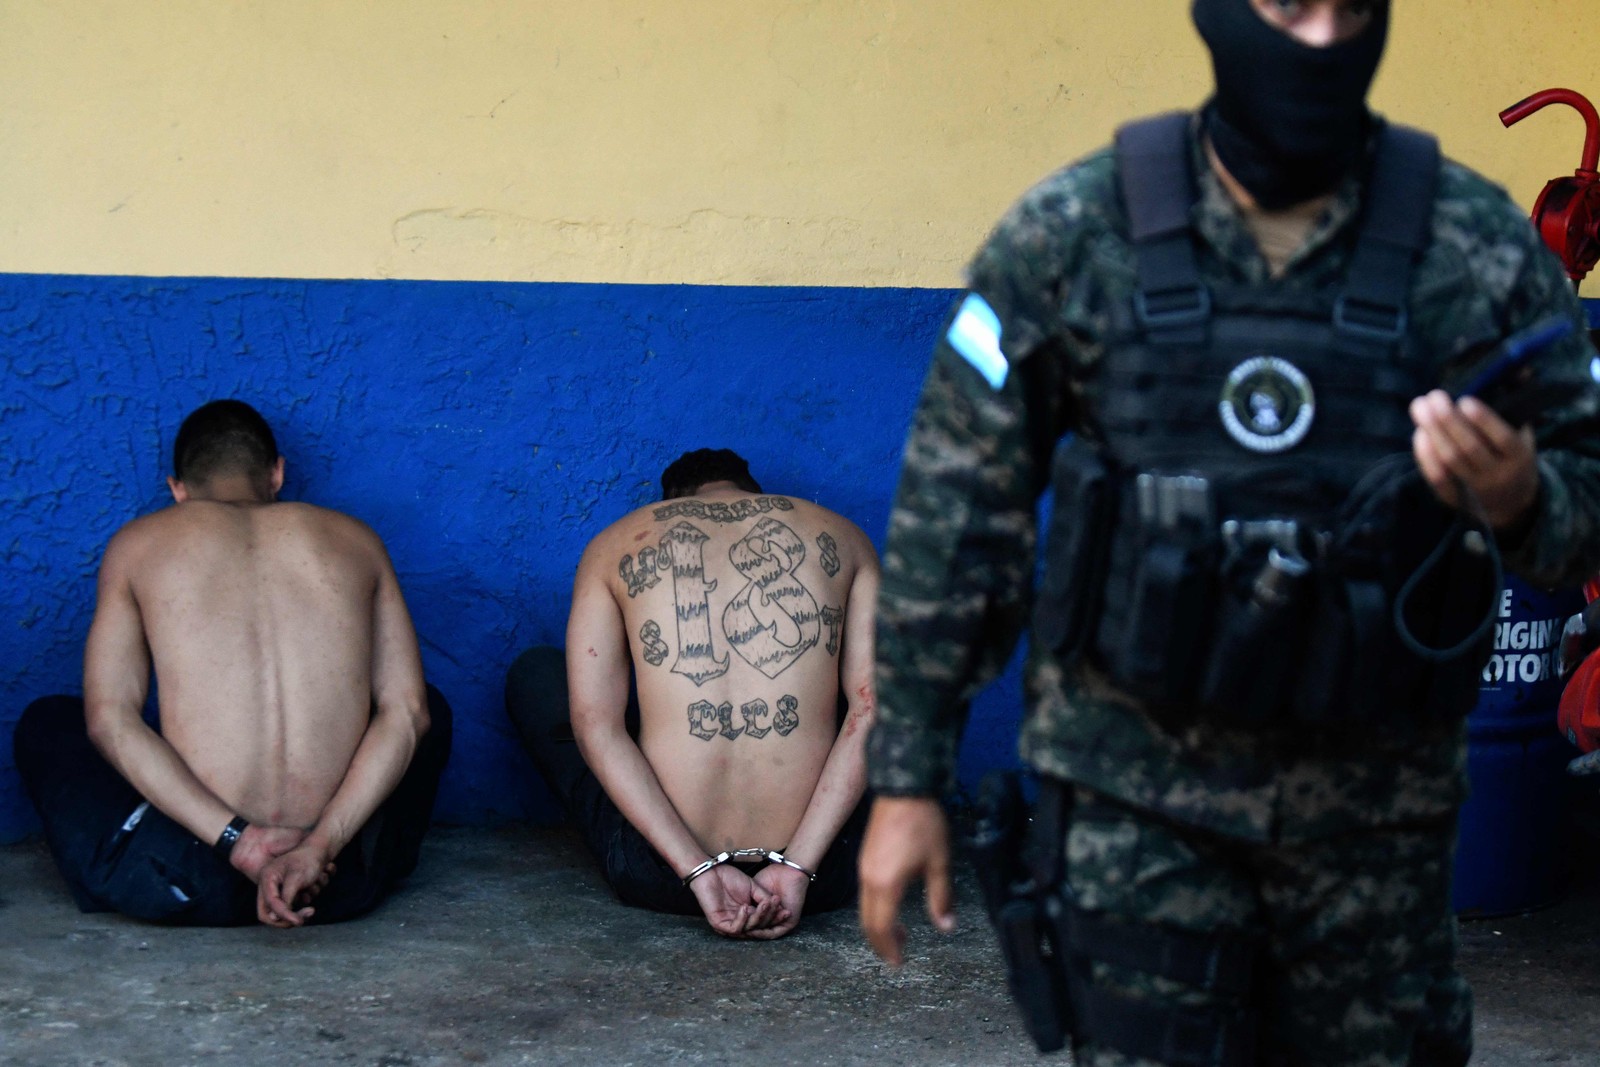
top-left (946, 293), bottom-right (1009, 390)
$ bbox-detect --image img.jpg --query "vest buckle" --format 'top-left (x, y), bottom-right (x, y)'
top-left (1333, 294), bottom-right (1408, 342)
top-left (1134, 284), bottom-right (1212, 330)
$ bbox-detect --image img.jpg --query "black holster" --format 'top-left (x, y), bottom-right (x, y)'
top-left (968, 775), bottom-right (1261, 1067)
top-left (965, 773), bottom-right (1072, 1053)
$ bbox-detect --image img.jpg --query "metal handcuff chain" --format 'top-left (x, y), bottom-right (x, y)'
top-left (681, 848), bottom-right (817, 887)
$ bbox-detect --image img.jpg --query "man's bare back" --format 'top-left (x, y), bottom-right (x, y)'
top-left (20, 399), bottom-right (442, 928)
top-left (95, 500), bottom-right (391, 829)
top-left (577, 490), bottom-right (875, 852)
top-left (551, 461), bottom-right (880, 940)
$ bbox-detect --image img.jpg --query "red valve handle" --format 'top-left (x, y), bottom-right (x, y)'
top-left (1501, 88), bottom-right (1600, 179)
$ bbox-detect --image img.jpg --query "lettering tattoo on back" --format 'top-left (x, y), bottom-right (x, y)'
top-left (687, 695), bottom-right (800, 741)
top-left (639, 620), bottom-right (669, 667)
top-left (722, 518), bottom-right (821, 679)
top-left (688, 700), bottom-right (722, 741)
top-left (652, 496), bottom-right (794, 524)
top-left (774, 694), bottom-right (800, 736)
top-left (620, 545), bottom-right (663, 599)
top-left (741, 698), bottom-right (772, 739)
top-left (821, 606), bottom-right (844, 656)
top-left (817, 532), bottom-right (841, 577)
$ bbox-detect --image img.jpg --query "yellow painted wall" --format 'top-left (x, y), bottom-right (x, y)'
top-left (2, 1), bottom-right (1597, 288)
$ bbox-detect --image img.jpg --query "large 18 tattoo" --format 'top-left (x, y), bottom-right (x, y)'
top-left (630, 513), bottom-right (834, 681)
top-left (660, 522), bottom-right (729, 685)
top-left (722, 518), bottom-right (821, 679)
top-left (652, 496), bottom-right (794, 524)
top-left (687, 695), bottom-right (800, 741)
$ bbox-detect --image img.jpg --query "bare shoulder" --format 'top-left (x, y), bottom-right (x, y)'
top-left (273, 502), bottom-right (387, 553)
top-left (248, 504), bottom-right (397, 595)
top-left (98, 510), bottom-right (171, 575)
top-left (779, 498), bottom-right (879, 575)
top-left (578, 501), bottom-right (661, 576)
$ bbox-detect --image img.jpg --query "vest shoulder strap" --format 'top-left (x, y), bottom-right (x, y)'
top-left (1335, 123), bottom-right (1441, 355)
top-left (1115, 112), bottom-right (1209, 345)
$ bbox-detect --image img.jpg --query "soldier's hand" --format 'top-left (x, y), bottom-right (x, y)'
top-left (1410, 389), bottom-right (1539, 531)
top-left (858, 796), bottom-right (956, 967)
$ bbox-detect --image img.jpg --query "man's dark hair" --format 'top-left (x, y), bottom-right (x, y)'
top-left (172, 399), bottom-right (280, 489)
top-left (659, 448), bottom-right (762, 500)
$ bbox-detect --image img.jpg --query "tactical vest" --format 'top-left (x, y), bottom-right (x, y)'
top-left (1034, 112), bottom-right (1499, 728)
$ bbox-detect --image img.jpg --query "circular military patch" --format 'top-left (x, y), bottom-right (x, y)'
top-left (1218, 356), bottom-right (1315, 453)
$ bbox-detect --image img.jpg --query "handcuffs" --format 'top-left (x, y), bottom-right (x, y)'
top-left (681, 848), bottom-right (817, 886)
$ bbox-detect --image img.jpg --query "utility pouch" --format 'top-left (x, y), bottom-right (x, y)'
top-left (1098, 474), bottom-right (1219, 705)
top-left (1291, 570), bottom-right (1347, 723)
top-left (1115, 543), bottom-right (1214, 703)
top-left (1293, 573), bottom-right (1388, 724)
top-left (1035, 437), bottom-right (1116, 659)
top-left (1200, 540), bottom-right (1312, 725)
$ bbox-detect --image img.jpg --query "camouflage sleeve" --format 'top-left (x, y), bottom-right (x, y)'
top-left (1465, 182), bottom-right (1600, 587)
top-left (1417, 160), bottom-right (1600, 588)
top-left (1499, 310), bottom-right (1600, 587)
top-left (866, 156), bottom-right (1111, 797)
top-left (865, 342), bottom-right (1047, 796)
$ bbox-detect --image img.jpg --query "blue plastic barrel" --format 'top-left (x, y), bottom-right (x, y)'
top-left (1453, 575), bottom-right (1583, 916)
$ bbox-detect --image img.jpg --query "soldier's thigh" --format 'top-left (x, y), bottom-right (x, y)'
top-left (1064, 792), bottom-right (1259, 1067)
top-left (1256, 820), bottom-right (1468, 1067)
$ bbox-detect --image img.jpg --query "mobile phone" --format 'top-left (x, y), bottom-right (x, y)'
top-left (1453, 316), bottom-right (1573, 400)
top-left (1452, 316), bottom-right (1575, 425)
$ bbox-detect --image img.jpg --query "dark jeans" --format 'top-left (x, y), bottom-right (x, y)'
top-left (13, 688), bottom-right (453, 926)
top-left (504, 646), bottom-right (865, 916)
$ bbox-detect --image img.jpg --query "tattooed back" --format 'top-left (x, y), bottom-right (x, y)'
top-left (585, 489), bottom-right (875, 853)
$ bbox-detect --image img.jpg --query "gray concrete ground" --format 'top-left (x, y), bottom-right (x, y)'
top-left (2, 825), bottom-right (1597, 1067)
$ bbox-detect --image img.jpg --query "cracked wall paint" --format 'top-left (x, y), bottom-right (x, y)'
top-left (0, 274), bottom-right (1028, 842)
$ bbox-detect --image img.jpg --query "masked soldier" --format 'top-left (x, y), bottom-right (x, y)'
top-left (858, 2), bottom-right (1600, 1065)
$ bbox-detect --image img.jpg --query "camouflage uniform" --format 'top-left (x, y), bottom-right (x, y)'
top-left (868, 119), bottom-right (1600, 1066)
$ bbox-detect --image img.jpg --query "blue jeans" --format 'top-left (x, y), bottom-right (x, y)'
top-left (13, 689), bottom-right (452, 926)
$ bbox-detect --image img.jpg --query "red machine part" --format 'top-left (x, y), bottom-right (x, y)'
top-left (1500, 88), bottom-right (1600, 284)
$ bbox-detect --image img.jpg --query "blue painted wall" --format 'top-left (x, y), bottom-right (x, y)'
top-left (0, 274), bottom-right (1026, 842)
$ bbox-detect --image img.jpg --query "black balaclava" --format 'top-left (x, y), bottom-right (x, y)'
top-left (1192, 0), bottom-right (1389, 209)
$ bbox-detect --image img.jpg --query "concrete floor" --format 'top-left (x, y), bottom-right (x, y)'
top-left (2, 825), bottom-right (1597, 1067)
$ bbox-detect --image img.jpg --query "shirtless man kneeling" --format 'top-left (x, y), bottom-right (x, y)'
top-left (14, 400), bottom-right (451, 927)
top-left (506, 449), bottom-right (878, 939)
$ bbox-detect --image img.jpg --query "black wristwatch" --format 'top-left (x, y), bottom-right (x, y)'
top-left (214, 815), bottom-right (249, 859)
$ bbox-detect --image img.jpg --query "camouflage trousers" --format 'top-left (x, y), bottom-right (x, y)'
top-left (1061, 785), bottom-right (1471, 1067)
